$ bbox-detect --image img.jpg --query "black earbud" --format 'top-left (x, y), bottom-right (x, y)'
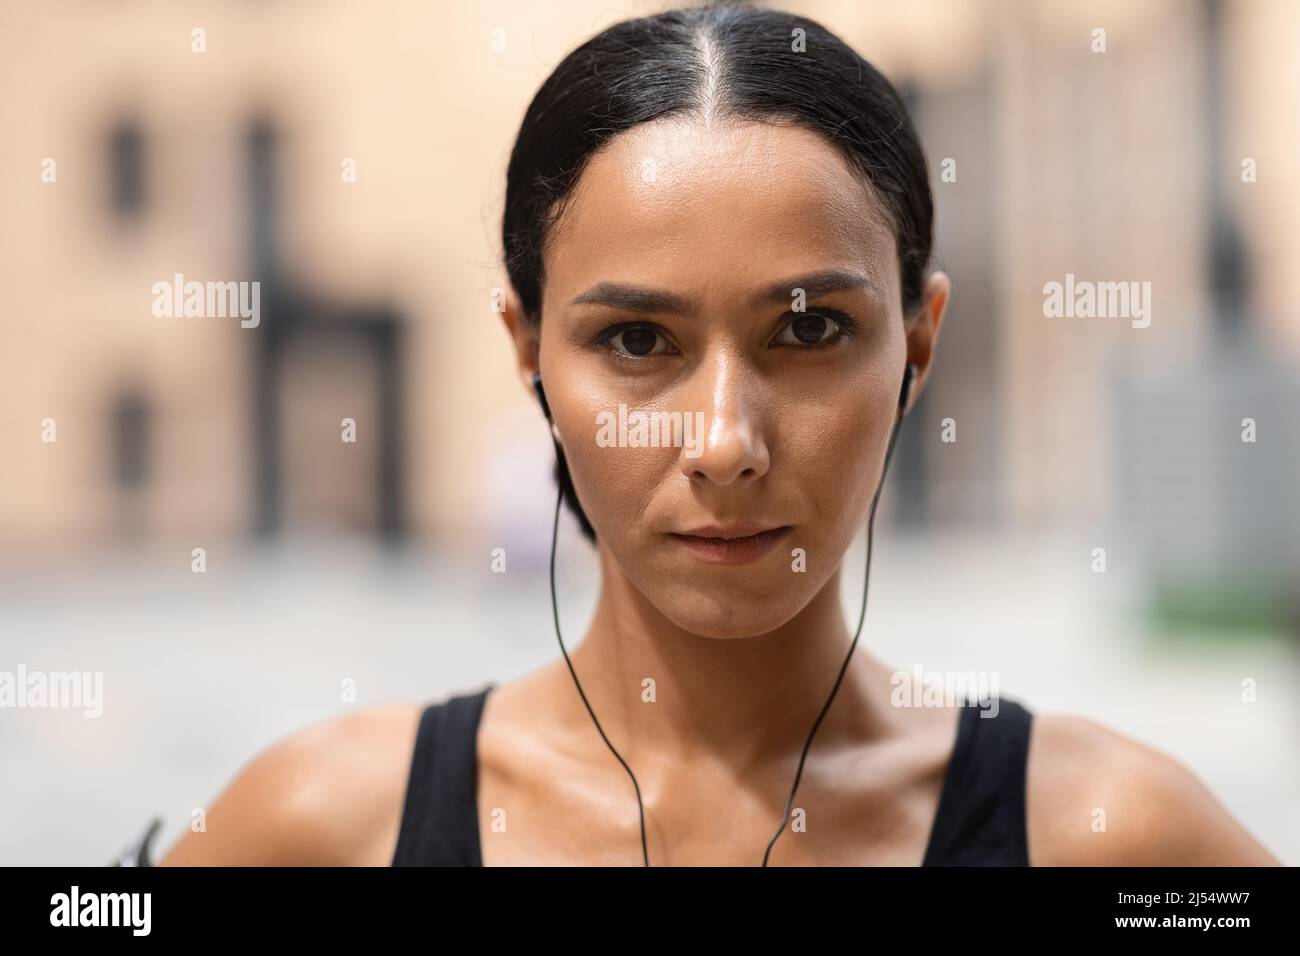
top-left (531, 370), bottom-right (552, 422)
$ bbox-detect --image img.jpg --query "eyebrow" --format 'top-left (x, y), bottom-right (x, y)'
top-left (569, 269), bottom-right (875, 316)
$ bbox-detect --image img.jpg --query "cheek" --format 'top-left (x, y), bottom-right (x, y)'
top-left (558, 409), bottom-right (675, 540)
top-left (779, 374), bottom-right (898, 527)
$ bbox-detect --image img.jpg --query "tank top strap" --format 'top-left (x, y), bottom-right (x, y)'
top-left (392, 684), bottom-right (492, 866)
top-left (922, 695), bottom-right (1034, 866)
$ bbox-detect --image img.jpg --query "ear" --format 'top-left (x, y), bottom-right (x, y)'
top-left (497, 278), bottom-right (540, 398)
top-left (903, 270), bottom-right (950, 411)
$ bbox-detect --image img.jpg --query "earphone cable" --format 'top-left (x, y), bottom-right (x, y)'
top-left (759, 398), bottom-right (908, 865)
top-left (547, 475), bottom-right (652, 866)
top-left (546, 390), bottom-right (909, 867)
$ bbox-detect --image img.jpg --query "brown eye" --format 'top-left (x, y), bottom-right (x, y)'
top-left (604, 323), bottom-right (672, 357)
top-left (774, 312), bottom-right (844, 347)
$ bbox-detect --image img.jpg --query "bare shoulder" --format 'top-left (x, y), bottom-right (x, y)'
top-left (1026, 711), bottom-right (1282, 866)
top-left (158, 704), bottom-right (423, 867)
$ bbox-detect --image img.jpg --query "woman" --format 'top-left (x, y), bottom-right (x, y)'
top-left (161, 5), bottom-right (1280, 867)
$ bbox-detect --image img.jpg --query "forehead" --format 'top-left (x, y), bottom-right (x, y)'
top-left (542, 117), bottom-right (899, 309)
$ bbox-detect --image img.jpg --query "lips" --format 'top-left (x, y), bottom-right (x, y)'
top-left (675, 522), bottom-right (781, 539)
top-left (667, 524), bottom-right (792, 565)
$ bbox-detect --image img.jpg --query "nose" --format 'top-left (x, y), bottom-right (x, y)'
top-left (678, 354), bottom-right (770, 485)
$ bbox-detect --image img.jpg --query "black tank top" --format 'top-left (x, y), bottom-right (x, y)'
top-left (392, 683), bottom-right (1034, 866)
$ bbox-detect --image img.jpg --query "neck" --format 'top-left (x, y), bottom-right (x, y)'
top-left (560, 544), bottom-right (891, 773)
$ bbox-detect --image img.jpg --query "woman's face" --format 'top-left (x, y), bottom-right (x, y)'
top-left (530, 116), bottom-right (929, 639)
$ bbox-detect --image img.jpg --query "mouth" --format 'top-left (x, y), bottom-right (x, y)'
top-left (667, 525), bottom-right (792, 565)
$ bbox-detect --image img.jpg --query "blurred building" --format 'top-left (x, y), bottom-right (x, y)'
top-left (1, 0), bottom-right (1297, 869)
top-left (1, 0), bottom-right (1296, 589)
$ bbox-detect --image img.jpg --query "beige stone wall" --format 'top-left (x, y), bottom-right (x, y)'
top-left (1, 0), bottom-right (1294, 553)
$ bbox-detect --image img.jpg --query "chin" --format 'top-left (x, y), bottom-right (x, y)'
top-left (652, 583), bottom-right (812, 640)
